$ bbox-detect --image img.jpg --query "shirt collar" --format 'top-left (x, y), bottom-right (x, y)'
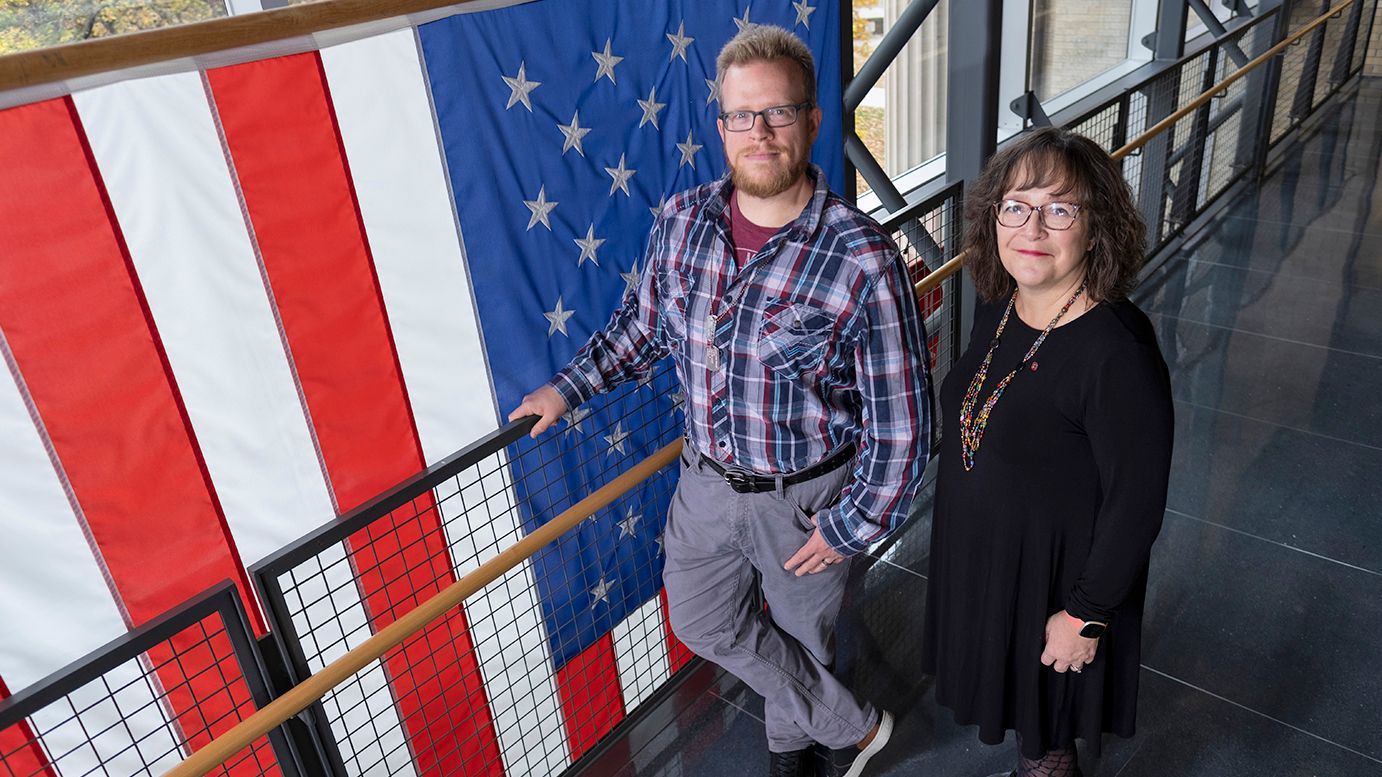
top-left (710, 163), bottom-right (828, 240)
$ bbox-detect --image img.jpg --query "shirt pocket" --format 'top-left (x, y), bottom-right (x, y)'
top-left (757, 300), bottom-right (835, 376)
top-left (658, 270), bottom-right (695, 341)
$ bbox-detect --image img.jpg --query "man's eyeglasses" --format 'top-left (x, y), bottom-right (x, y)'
top-left (718, 102), bottom-right (814, 132)
top-left (993, 199), bottom-right (1082, 231)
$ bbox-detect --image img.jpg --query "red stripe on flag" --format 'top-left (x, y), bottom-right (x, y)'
top-left (0, 97), bottom-right (275, 777)
top-left (206, 54), bottom-right (503, 777)
top-left (0, 674), bottom-right (56, 777)
top-left (556, 634), bottom-right (626, 760)
top-left (660, 589), bottom-right (695, 674)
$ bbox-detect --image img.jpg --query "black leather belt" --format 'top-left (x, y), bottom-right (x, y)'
top-left (696, 442), bottom-right (856, 494)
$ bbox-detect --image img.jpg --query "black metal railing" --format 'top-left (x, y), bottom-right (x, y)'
top-left (881, 179), bottom-right (966, 454)
top-left (0, 583), bottom-right (297, 777)
top-left (249, 360), bottom-right (682, 777)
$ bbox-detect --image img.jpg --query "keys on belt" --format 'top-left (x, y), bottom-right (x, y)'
top-left (697, 443), bottom-right (856, 494)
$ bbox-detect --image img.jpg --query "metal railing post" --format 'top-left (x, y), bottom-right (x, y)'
top-left (1291, 0), bottom-right (1330, 118)
top-left (841, 0), bottom-right (858, 203)
top-left (1153, 0), bottom-right (1191, 60)
top-left (1169, 45), bottom-right (1220, 233)
top-left (1329, 0), bottom-right (1366, 87)
top-left (944, 0), bottom-right (1001, 350)
top-left (1243, 2), bottom-right (1294, 179)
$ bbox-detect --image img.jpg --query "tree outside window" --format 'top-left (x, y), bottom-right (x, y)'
top-left (0, 0), bottom-right (228, 56)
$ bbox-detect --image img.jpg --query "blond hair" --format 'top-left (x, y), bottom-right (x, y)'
top-left (715, 25), bottom-right (817, 103)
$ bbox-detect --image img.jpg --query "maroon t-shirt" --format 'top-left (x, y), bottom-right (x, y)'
top-left (729, 190), bottom-right (781, 267)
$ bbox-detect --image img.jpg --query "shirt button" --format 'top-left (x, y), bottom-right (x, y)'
top-left (717, 440), bottom-right (728, 448)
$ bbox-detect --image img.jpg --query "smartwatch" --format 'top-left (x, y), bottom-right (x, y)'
top-left (1076, 620), bottom-right (1106, 639)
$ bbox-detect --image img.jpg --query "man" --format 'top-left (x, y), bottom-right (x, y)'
top-left (510, 25), bottom-right (930, 777)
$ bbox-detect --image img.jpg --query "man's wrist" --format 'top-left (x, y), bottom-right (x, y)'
top-left (549, 368), bottom-right (592, 410)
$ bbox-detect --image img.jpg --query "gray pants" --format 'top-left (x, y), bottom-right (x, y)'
top-left (663, 447), bottom-right (878, 752)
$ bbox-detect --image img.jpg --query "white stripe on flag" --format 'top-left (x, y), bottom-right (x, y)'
top-left (0, 360), bottom-right (179, 775)
top-left (320, 29), bottom-right (570, 777)
top-left (71, 72), bottom-right (338, 568)
top-left (319, 29), bottom-right (496, 466)
top-left (70, 71), bottom-right (418, 777)
top-left (611, 595), bottom-right (672, 712)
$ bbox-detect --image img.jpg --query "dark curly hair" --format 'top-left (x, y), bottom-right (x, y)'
top-left (962, 127), bottom-right (1147, 303)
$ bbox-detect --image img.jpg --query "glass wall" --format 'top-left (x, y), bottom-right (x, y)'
top-left (0, 0), bottom-right (228, 55)
top-left (852, 0), bottom-right (948, 197)
top-left (1028, 0), bottom-right (1134, 101)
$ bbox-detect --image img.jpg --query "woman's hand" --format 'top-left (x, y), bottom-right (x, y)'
top-left (1040, 611), bottom-right (1098, 673)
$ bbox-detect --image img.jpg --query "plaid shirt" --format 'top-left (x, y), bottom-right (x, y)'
top-left (552, 166), bottom-right (931, 555)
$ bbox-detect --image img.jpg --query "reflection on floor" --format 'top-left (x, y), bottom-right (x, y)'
top-left (580, 77), bottom-right (1382, 777)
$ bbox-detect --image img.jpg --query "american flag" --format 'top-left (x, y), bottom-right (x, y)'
top-left (0, 1), bottom-right (841, 775)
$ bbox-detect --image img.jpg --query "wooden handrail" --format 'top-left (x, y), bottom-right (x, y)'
top-left (154, 3), bottom-right (1357, 774)
top-left (162, 438), bottom-right (682, 777)
top-left (0, 0), bottom-right (516, 95)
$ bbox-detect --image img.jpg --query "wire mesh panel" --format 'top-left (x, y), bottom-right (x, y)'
top-left (883, 182), bottom-right (964, 453)
top-left (0, 584), bottom-right (295, 777)
top-left (253, 370), bottom-right (685, 777)
top-left (1312, 5), bottom-right (1351, 109)
top-left (1199, 19), bottom-right (1279, 206)
top-left (1067, 101), bottom-right (1125, 157)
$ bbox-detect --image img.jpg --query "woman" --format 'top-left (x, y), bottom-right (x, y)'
top-left (920, 127), bottom-right (1174, 777)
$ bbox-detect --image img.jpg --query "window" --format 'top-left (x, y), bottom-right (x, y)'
top-left (1028, 0), bottom-right (1135, 102)
top-left (0, 0), bottom-right (229, 55)
top-left (850, 0), bottom-right (949, 198)
top-left (1185, 0), bottom-right (1258, 43)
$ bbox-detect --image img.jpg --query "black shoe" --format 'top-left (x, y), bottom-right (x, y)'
top-left (820, 710), bottom-right (894, 777)
top-left (769, 748), bottom-right (813, 777)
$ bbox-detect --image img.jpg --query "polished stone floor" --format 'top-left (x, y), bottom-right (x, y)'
top-left (580, 78), bottom-right (1382, 777)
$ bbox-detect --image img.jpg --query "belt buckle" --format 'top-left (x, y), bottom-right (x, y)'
top-left (722, 469), bottom-right (757, 494)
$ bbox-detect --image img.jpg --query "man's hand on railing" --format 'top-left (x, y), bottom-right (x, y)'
top-left (508, 384), bottom-right (568, 438)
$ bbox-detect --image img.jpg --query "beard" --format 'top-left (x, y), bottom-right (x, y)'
top-left (729, 146), bottom-right (809, 198)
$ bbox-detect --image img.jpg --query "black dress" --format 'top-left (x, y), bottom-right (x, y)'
top-left (919, 297), bottom-right (1174, 759)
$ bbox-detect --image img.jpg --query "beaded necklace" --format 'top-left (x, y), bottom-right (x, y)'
top-left (958, 283), bottom-right (1086, 471)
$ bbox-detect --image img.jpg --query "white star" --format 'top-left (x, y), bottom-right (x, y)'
top-left (590, 576), bottom-right (613, 608)
top-left (605, 154), bottom-right (637, 197)
top-left (655, 532), bottom-right (665, 555)
top-left (636, 371), bottom-right (653, 388)
top-left (704, 77), bottom-right (721, 107)
top-left (621, 262), bottom-right (640, 297)
top-left (557, 111), bottom-right (592, 157)
top-left (637, 87), bottom-right (667, 130)
top-left (670, 389), bottom-right (685, 409)
top-left (543, 296), bottom-right (575, 337)
top-left (522, 183), bottom-right (555, 229)
top-left (677, 131), bottom-right (703, 169)
top-left (617, 506), bottom-right (641, 539)
top-left (523, 185), bottom-right (558, 231)
top-left (650, 197), bottom-right (666, 219)
top-left (501, 62), bottom-right (541, 111)
top-left (733, 7), bottom-right (753, 32)
top-left (666, 22), bottom-right (694, 62)
top-left (604, 422), bottom-right (629, 455)
top-left (592, 38), bottom-right (624, 84)
top-left (792, 0), bottom-right (816, 29)
top-left (563, 406), bottom-right (591, 433)
top-left (574, 224), bottom-right (606, 267)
